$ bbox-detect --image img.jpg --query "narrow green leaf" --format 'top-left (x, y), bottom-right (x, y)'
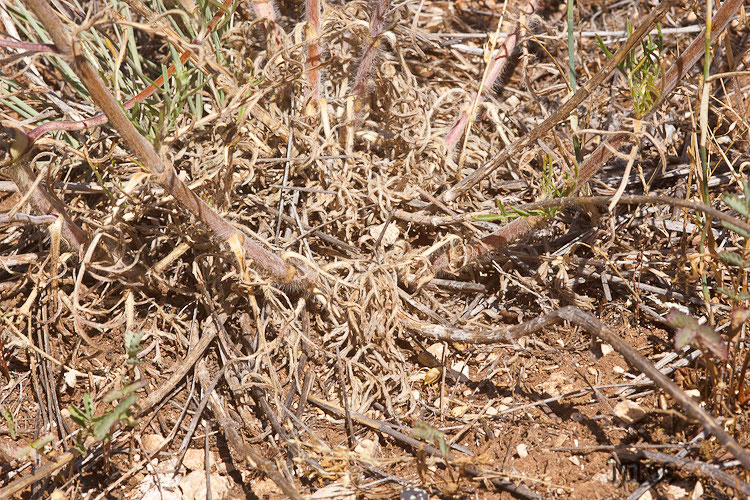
top-left (125, 331), bottom-right (144, 358)
top-left (474, 214), bottom-right (508, 222)
top-left (717, 287), bottom-right (750, 301)
top-left (92, 393), bottom-right (139, 441)
top-left (718, 251), bottom-right (749, 268)
top-left (83, 393), bottom-right (94, 420)
top-left (721, 221), bottom-right (750, 238)
top-left (723, 193), bottom-right (750, 219)
top-left (1, 407), bottom-right (16, 440)
top-left (68, 405), bottom-right (90, 427)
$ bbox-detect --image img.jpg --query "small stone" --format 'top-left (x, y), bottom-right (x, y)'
top-left (516, 443), bottom-right (528, 458)
top-left (183, 449), bottom-right (214, 471)
top-left (613, 365), bottom-right (625, 374)
top-left (485, 406), bottom-right (498, 416)
top-left (451, 362), bottom-right (470, 378)
top-left (426, 343), bottom-right (446, 360)
top-left (614, 400), bottom-right (647, 424)
top-left (141, 434), bottom-right (166, 452)
top-left (685, 389), bottom-right (701, 399)
top-left (400, 487), bottom-right (428, 500)
top-left (601, 344), bottom-right (613, 356)
top-left (664, 483), bottom-right (690, 500)
top-left (64, 370), bottom-right (76, 389)
top-left (692, 480), bottom-right (703, 499)
top-left (451, 405), bottom-right (469, 418)
top-left (354, 438), bottom-right (378, 458)
top-left (179, 471), bottom-right (229, 500)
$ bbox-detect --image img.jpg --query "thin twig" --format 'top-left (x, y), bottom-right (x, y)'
top-left (616, 449), bottom-right (750, 495)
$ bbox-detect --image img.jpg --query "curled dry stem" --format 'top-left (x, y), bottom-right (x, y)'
top-left (1, 125), bottom-right (88, 252)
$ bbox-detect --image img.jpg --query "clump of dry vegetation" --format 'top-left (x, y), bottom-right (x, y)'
top-left (1, 0), bottom-right (750, 498)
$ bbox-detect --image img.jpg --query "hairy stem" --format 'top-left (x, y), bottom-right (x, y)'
top-left (441, 0), bottom-right (677, 203)
top-left (350, 0), bottom-right (391, 111)
top-left (305, 0), bottom-right (322, 100)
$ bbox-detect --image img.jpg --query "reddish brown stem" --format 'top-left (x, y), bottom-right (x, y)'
top-left (350, 0), bottom-right (391, 110)
top-left (23, 0), bottom-right (314, 289)
top-left (445, 0), bottom-right (538, 150)
top-left (737, 349), bottom-right (750, 404)
top-left (0, 38), bottom-right (57, 52)
top-left (251, 0), bottom-right (283, 47)
top-left (26, 0), bottom-right (234, 144)
top-left (305, 0), bottom-right (322, 100)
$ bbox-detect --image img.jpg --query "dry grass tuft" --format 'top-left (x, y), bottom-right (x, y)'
top-left (2, 0), bottom-right (750, 497)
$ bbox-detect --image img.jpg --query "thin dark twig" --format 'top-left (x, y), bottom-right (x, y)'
top-left (616, 449), bottom-right (750, 495)
top-left (515, 194), bottom-right (750, 235)
top-left (204, 421), bottom-right (212, 500)
top-left (306, 394), bottom-right (541, 499)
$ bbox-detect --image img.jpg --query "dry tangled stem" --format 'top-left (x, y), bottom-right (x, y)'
top-left (1, 0), bottom-right (750, 498)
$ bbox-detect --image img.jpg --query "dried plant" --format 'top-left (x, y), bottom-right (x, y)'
top-left (350, 0), bottom-right (391, 112)
top-left (18, 0), bottom-right (315, 289)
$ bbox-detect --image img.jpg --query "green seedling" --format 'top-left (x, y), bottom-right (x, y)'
top-left (124, 330), bottom-right (145, 365)
top-left (476, 155), bottom-right (574, 222)
top-left (15, 435), bottom-right (54, 461)
top-left (412, 421), bottom-right (449, 458)
top-left (68, 380), bottom-right (145, 453)
top-left (596, 22), bottom-right (663, 118)
top-left (1, 406), bottom-right (17, 440)
top-left (666, 310), bottom-right (728, 361)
